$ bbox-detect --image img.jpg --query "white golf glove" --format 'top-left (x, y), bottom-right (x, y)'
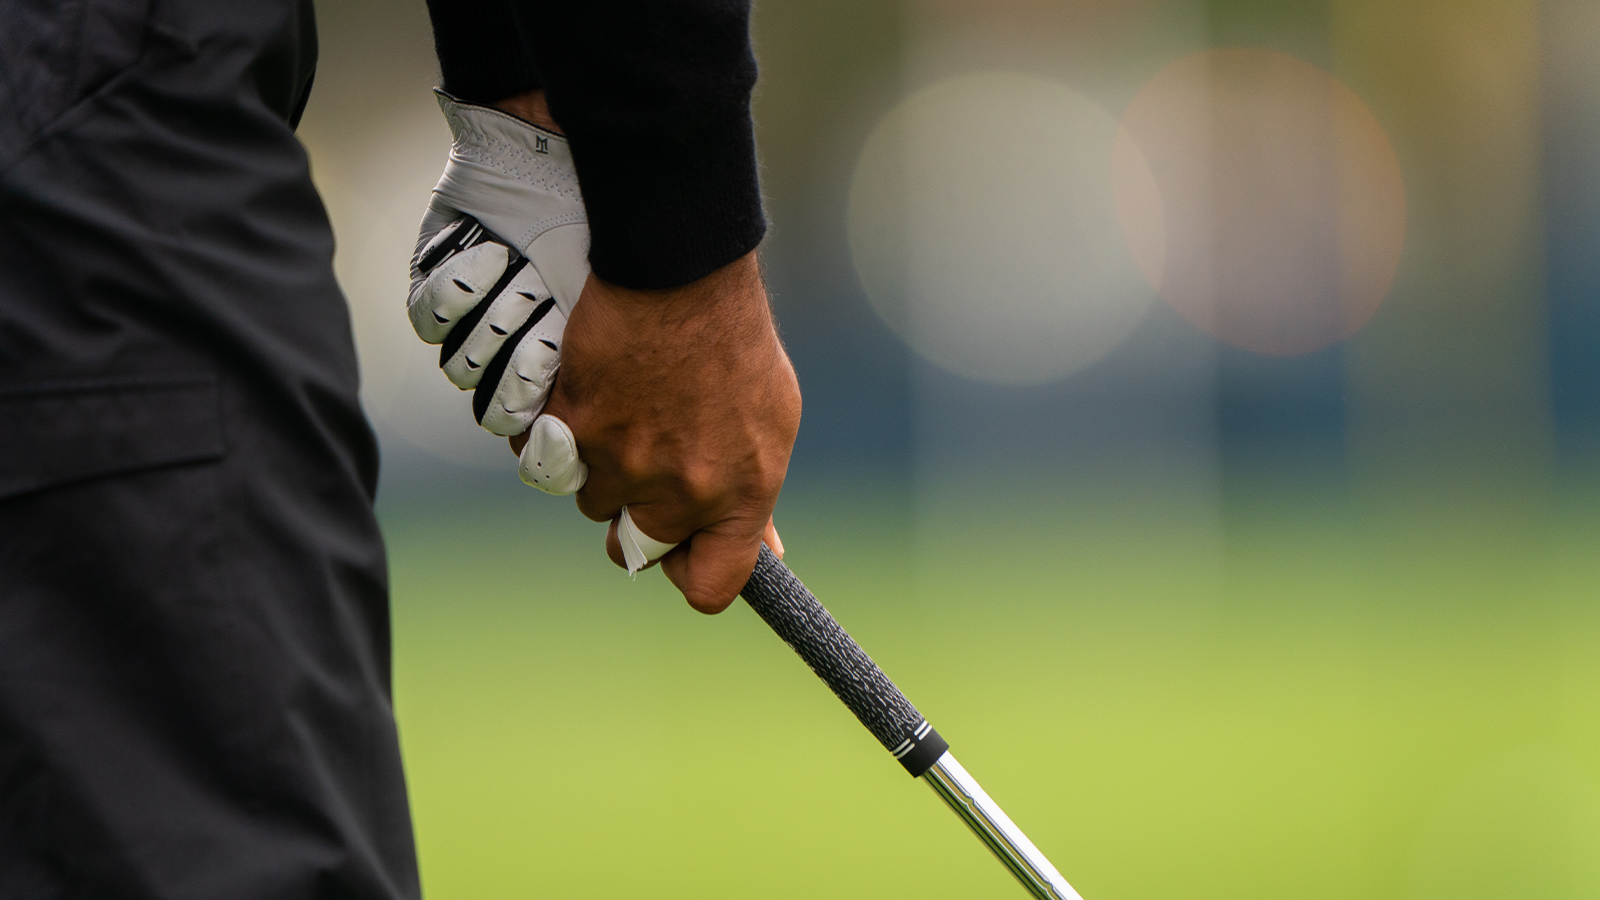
top-left (407, 91), bottom-right (676, 574)
top-left (408, 90), bottom-right (589, 437)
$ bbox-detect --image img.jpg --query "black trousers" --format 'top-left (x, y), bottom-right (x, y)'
top-left (0, 1), bottom-right (420, 896)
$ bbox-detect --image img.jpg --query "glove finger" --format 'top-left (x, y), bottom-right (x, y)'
top-left (518, 414), bottom-right (587, 495)
top-left (408, 214), bottom-right (497, 314)
top-left (438, 258), bottom-right (551, 389)
top-left (474, 302), bottom-right (566, 435)
top-left (413, 202), bottom-right (465, 274)
top-left (408, 240), bottom-right (511, 344)
top-left (413, 215), bottom-right (483, 277)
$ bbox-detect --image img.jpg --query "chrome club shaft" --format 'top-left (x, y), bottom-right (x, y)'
top-left (740, 546), bottom-right (1081, 898)
top-left (923, 752), bottom-right (1082, 900)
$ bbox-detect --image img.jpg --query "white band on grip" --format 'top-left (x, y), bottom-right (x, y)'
top-left (517, 413), bottom-right (679, 576)
top-left (618, 506), bottom-right (680, 576)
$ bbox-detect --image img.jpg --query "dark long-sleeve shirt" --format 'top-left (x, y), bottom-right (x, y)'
top-left (424, 0), bottom-right (764, 290)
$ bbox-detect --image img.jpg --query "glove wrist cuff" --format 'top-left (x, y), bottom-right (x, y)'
top-left (432, 90), bottom-right (588, 257)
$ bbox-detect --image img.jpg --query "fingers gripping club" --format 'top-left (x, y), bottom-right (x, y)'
top-left (516, 414), bottom-right (675, 575)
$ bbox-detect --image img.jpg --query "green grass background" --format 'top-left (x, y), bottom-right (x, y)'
top-left (384, 479), bottom-right (1600, 899)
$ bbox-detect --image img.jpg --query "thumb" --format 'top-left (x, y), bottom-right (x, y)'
top-left (761, 516), bottom-right (784, 559)
top-left (659, 524), bottom-right (762, 615)
top-left (517, 414), bottom-right (587, 494)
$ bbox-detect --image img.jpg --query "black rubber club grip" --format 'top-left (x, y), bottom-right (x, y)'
top-left (740, 544), bottom-right (949, 777)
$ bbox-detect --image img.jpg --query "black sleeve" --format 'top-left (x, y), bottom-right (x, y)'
top-left (425, 0), bottom-right (542, 105)
top-left (425, 0), bottom-right (766, 291)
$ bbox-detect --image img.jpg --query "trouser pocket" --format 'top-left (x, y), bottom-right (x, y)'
top-left (0, 375), bottom-right (223, 502)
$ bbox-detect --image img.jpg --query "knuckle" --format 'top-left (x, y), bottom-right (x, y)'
top-left (679, 469), bottom-right (722, 507)
top-left (611, 444), bottom-right (655, 485)
top-left (573, 490), bottom-right (610, 523)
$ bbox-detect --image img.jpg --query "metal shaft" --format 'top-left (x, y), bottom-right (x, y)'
top-left (739, 546), bottom-right (1080, 897)
top-left (922, 752), bottom-right (1083, 900)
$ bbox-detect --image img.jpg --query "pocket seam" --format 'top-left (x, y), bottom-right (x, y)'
top-left (0, 374), bottom-right (225, 503)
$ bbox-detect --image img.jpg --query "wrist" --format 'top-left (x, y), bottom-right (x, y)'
top-left (603, 253), bottom-right (769, 339)
top-left (490, 90), bottom-right (563, 135)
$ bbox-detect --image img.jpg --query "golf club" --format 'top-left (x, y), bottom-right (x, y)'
top-left (740, 544), bottom-right (1082, 900)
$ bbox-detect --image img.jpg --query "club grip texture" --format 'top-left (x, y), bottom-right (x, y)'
top-left (740, 544), bottom-right (948, 776)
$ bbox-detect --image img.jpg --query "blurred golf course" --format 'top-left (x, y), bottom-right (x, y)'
top-left (383, 476), bottom-right (1600, 899)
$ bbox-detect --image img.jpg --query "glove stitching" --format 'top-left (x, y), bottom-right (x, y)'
top-left (450, 130), bottom-right (582, 204)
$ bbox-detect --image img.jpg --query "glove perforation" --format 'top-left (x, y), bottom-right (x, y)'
top-left (473, 297), bottom-right (557, 425)
top-left (438, 256), bottom-right (529, 368)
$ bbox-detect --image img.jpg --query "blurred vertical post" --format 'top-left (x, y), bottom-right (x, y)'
top-left (1537, 0), bottom-right (1600, 485)
top-left (1331, 1), bottom-right (1553, 514)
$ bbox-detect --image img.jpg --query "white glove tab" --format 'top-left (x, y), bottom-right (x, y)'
top-left (408, 91), bottom-right (591, 437)
top-left (617, 507), bottom-right (680, 577)
top-left (516, 414), bottom-right (680, 575)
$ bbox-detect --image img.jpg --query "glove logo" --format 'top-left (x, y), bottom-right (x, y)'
top-left (535, 135), bottom-right (549, 154)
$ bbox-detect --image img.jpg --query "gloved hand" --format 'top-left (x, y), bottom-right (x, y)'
top-left (407, 89), bottom-right (679, 575)
top-left (408, 90), bottom-right (590, 437)
top-left (407, 90), bottom-right (682, 575)
top-left (411, 92), bottom-right (798, 602)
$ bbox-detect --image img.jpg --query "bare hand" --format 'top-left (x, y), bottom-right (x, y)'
top-left (513, 252), bottom-right (801, 613)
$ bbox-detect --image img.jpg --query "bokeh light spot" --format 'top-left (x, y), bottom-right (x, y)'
top-left (849, 72), bottom-right (1155, 385)
top-left (1114, 49), bottom-right (1406, 356)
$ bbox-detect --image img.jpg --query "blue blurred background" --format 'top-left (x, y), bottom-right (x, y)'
top-left (299, 1), bottom-right (1600, 896)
